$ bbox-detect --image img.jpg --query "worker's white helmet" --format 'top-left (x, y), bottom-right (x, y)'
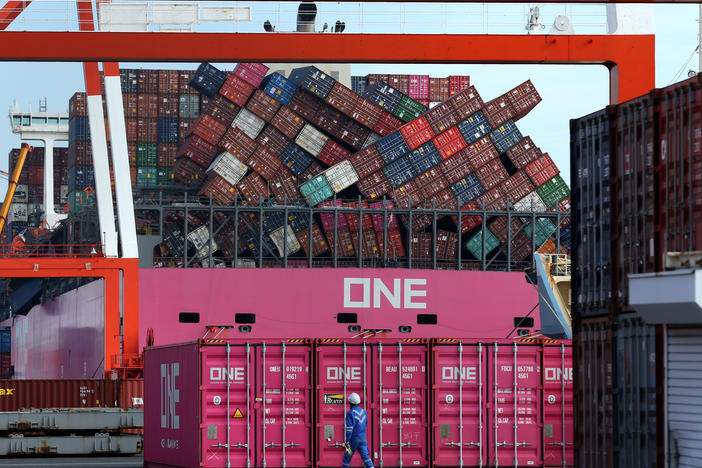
top-left (348, 392), bottom-right (361, 405)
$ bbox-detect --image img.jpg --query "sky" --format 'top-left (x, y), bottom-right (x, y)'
top-left (0, 2), bottom-right (700, 193)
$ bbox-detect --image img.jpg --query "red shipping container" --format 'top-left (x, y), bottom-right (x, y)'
top-left (399, 117), bottom-right (435, 150)
top-left (367, 73), bottom-right (388, 86)
top-left (199, 175), bottom-right (238, 205)
top-left (345, 201), bottom-right (373, 232)
top-left (237, 172), bottom-right (269, 205)
top-left (439, 148), bottom-right (472, 183)
top-left (451, 202), bottom-right (484, 233)
top-left (408, 74), bottom-right (430, 100)
top-left (350, 229), bottom-right (381, 258)
top-left (483, 95), bottom-right (517, 128)
top-left (351, 96), bottom-right (383, 130)
top-left (271, 106), bottom-right (305, 139)
top-left (475, 158), bottom-right (509, 190)
top-left (158, 70), bottom-right (180, 94)
top-left (172, 156), bottom-right (206, 185)
top-left (232, 62), bottom-right (269, 87)
top-left (28, 166), bottom-right (44, 185)
top-left (205, 95), bottom-right (239, 126)
top-left (501, 171), bottom-right (534, 204)
top-left (419, 172), bottom-right (449, 200)
top-left (357, 171), bottom-right (392, 200)
top-left (326, 226), bottom-right (355, 257)
top-left (506, 137), bottom-right (542, 169)
top-left (158, 94), bottom-right (179, 118)
top-left (246, 147), bottom-right (284, 180)
top-left (136, 118), bottom-right (158, 141)
top-left (478, 186), bottom-right (507, 211)
top-left (369, 199), bottom-right (399, 231)
top-left (178, 70), bottom-right (196, 94)
top-left (192, 114), bottom-right (227, 146)
top-left (318, 139), bottom-right (351, 166)
top-left (425, 102), bottom-right (459, 135)
top-left (410, 232), bottom-right (433, 259)
top-left (289, 89), bottom-right (322, 121)
top-left (296, 224), bottom-right (329, 257)
top-left (246, 89), bottom-right (282, 122)
top-left (390, 180), bottom-right (423, 208)
top-left (429, 77), bottom-right (450, 102)
top-left (219, 126), bottom-right (258, 162)
top-left (300, 161), bottom-right (325, 181)
top-left (158, 143), bottom-right (178, 167)
top-left (376, 228), bottom-right (406, 258)
top-left (325, 82), bottom-right (359, 116)
top-left (69, 92), bottom-right (88, 118)
top-left (433, 126), bottom-right (467, 159)
top-left (137, 94), bottom-right (159, 117)
top-left (374, 111), bottom-right (404, 137)
top-left (449, 75), bottom-right (471, 96)
top-left (488, 216), bottom-right (523, 243)
top-left (179, 135), bottom-right (217, 159)
top-left (507, 80), bottom-right (542, 120)
top-left (431, 189), bottom-right (458, 211)
top-left (137, 69), bottom-right (158, 94)
top-left (123, 93), bottom-right (138, 118)
top-left (177, 145), bottom-right (216, 169)
top-left (450, 86), bottom-right (484, 120)
top-left (256, 125), bottom-right (290, 156)
top-left (465, 136), bottom-right (499, 171)
top-left (127, 143), bottom-right (137, 167)
top-left (0, 379), bottom-right (136, 411)
top-left (219, 74), bottom-right (255, 106)
top-left (319, 200), bottom-right (349, 232)
top-left (200, 95), bottom-right (211, 113)
top-left (270, 172), bottom-right (301, 203)
top-left (68, 142), bottom-right (93, 168)
top-left (525, 153), bottom-right (560, 187)
top-left (350, 144), bottom-right (384, 178)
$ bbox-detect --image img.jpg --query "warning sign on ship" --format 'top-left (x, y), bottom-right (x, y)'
top-left (233, 408), bottom-right (244, 418)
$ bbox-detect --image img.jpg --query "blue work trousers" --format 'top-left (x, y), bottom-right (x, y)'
top-left (342, 437), bottom-right (374, 468)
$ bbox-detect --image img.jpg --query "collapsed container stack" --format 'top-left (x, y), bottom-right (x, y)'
top-left (351, 73), bottom-right (471, 108)
top-left (570, 74), bottom-right (702, 468)
top-left (160, 62), bottom-right (568, 268)
top-left (5, 146), bottom-right (69, 235)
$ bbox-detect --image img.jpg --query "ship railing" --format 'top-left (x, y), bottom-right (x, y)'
top-left (0, 243), bottom-right (104, 258)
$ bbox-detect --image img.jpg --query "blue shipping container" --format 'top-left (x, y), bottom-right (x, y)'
top-left (489, 120), bottom-right (523, 153)
top-left (262, 73), bottom-right (298, 106)
top-left (408, 141), bottom-right (442, 173)
top-left (300, 175), bottom-right (334, 206)
top-left (280, 144), bottom-right (314, 176)
top-left (68, 117), bottom-right (90, 144)
top-left (189, 62), bottom-right (227, 97)
top-left (287, 211), bottom-right (309, 233)
top-left (288, 66), bottom-right (336, 100)
top-left (457, 111), bottom-right (491, 144)
top-left (451, 174), bottom-right (484, 207)
top-left (382, 156), bottom-right (415, 188)
top-left (376, 132), bottom-right (410, 164)
top-left (120, 69), bottom-right (138, 94)
top-left (158, 119), bottom-right (180, 143)
top-left (0, 329), bottom-right (10, 354)
top-left (243, 229), bottom-right (278, 255)
top-left (351, 76), bottom-right (368, 95)
top-left (363, 82), bottom-right (402, 113)
top-left (68, 165), bottom-right (96, 191)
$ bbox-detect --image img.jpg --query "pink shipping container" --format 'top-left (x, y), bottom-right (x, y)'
top-left (233, 62), bottom-right (270, 88)
top-left (408, 75), bottom-right (430, 100)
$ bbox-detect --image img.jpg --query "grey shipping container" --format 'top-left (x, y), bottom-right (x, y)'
top-left (570, 109), bottom-right (612, 318)
top-left (0, 434), bottom-right (143, 455)
top-left (0, 408), bottom-right (143, 432)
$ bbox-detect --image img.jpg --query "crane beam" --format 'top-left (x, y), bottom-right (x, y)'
top-left (0, 32), bottom-right (654, 103)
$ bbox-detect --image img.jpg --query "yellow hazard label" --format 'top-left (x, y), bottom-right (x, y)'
top-left (233, 408), bottom-right (244, 418)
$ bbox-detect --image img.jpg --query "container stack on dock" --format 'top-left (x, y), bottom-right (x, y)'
top-left (152, 62), bottom-right (568, 268)
top-left (570, 74), bottom-right (702, 468)
top-left (0, 327), bottom-right (9, 379)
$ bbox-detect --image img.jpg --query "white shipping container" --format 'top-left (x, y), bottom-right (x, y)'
top-left (363, 132), bottom-right (381, 148)
top-left (14, 185), bottom-right (28, 204)
top-left (10, 203), bottom-right (28, 222)
top-left (196, 242), bottom-right (219, 261)
top-left (269, 224), bottom-right (301, 256)
top-left (60, 185), bottom-right (69, 204)
top-left (207, 152), bottom-right (249, 186)
top-left (187, 225), bottom-right (210, 251)
top-left (324, 160), bottom-right (359, 193)
top-left (233, 108), bottom-right (265, 140)
top-left (295, 124), bottom-right (327, 157)
top-left (514, 192), bottom-right (547, 213)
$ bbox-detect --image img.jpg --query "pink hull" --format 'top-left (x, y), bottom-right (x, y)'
top-left (7, 268), bottom-right (540, 379)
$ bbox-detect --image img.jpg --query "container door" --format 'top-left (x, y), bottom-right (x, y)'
top-left (667, 327), bottom-right (702, 468)
top-left (487, 342), bottom-right (542, 466)
top-left (432, 341), bottom-right (487, 467)
top-left (255, 341), bottom-right (313, 468)
top-left (316, 341), bottom-right (371, 468)
top-left (373, 341), bottom-right (429, 468)
top-left (542, 342), bottom-right (574, 467)
top-left (200, 343), bottom-right (255, 468)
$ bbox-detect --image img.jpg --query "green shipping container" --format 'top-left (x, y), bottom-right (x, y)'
top-left (299, 175), bottom-right (334, 206)
top-left (137, 167), bottom-right (158, 187)
top-left (157, 167), bottom-right (173, 186)
top-left (536, 175), bottom-right (570, 208)
top-left (67, 190), bottom-right (96, 214)
top-left (524, 218), bottom-right (556, 248)
top-left (393, 96), bottom-right (427, 123)
top-left (136, 143), bottom-right (158, 167)
top-left (466, 229), bottom-right (500, 259)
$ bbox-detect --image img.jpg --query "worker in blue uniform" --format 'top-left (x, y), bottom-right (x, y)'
top-left (343, 392), bottom-right (374, 468)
